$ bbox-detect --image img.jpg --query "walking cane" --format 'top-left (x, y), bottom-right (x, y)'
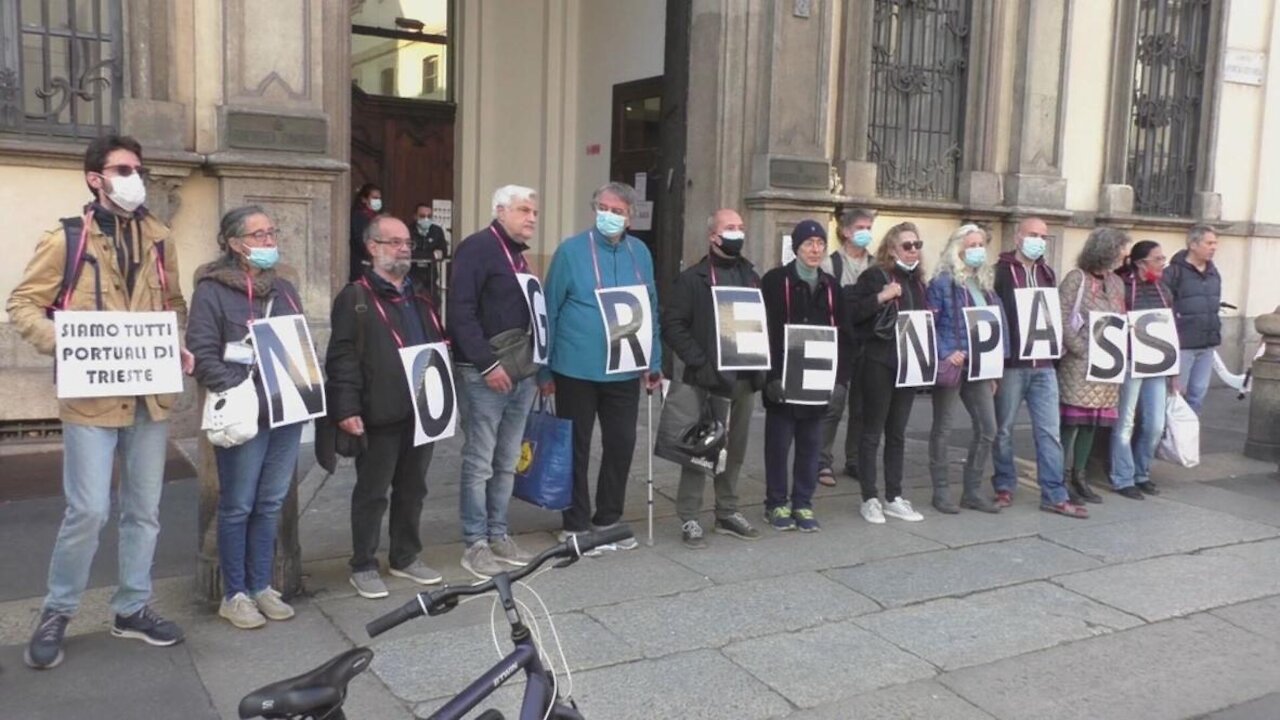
top-left (646, 389), bottom-right (655, 547)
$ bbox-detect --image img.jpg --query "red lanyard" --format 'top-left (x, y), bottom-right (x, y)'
top-left (588, 232), bottom-right (643, 289)
top-left (490, 226), bottom-right (529, 274)
top-left (357, 277), bottom-right (445, 350)
top-left (784, 276), bottom-right (835, 327)
top-left (244, 273), bottom-right (300, 322)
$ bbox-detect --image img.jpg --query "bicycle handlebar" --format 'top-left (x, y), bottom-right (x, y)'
top-left (365, 525), bottom-right (634, 638)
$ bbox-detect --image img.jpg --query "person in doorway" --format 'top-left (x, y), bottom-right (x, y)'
top-left (760, 220), bottom-right (843, 532)
top-left (816, 208), bottom-right (875, 486)
top-left (1163, 225), bottom-right (1222, 415)
top-left (409, 202), bottom-right (450, 299)
top-left (925, 224), bottom-right (1001, 515)
top-left (187, 206), bottom-right (306, 627)
top-left (1110, 240), bottom-right (1172, 498)
top-left (7, 135), bottom-right (192, 668)
top-left (448, 185), bottom-right (541, 579)
top-left (327, 215), bottom-right (449, 598)
top-left (541, 182), bottom-right (662, 553)
top-left (991, 218), bottom-right (1084, 518)
top-left (1057, 227), bottom-right (1129, 505)
top-left (845, 222), bottom-right (928, 525)
top-left (349, 183), bottom-right (382, 282)
top-left (661, 208), bottom-right (764, 549)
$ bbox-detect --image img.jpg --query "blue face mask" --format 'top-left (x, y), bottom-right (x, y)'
top-left (963, 246), bottom-right (987, 268)
top-left (1022, 236), bottom-right (1047, 261)
top-left (596, 210), bottom-right (627, 238)
top-left (246, 246), bottom-right (279, 270)
top-left (852, 229), bottom-right (873, 249)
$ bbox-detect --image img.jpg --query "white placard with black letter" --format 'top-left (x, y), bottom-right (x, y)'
top-left (781, 325), bottom-right (838, 404)
top-left (712, 286), bottom-right (771, 371)
top-left (55, 310), bottom-right (183, 398)
top-left (1129, 308), bottom-right (1180, 378)
top-left (251, 314), bottom-right (327, 427)
top-left (517, 273), bottom-right (549, 365)
top-left (1013, 287), bottom-right (1064, 360)
top-left (1086, 311), bottom-right (1128, 384)
top-left (963, 307), bottom-right (1005, 381)
top-left (895, 310), bottom-right (938, 388)
top-left (596, 285), bottom-right (652, 375)
top-left (399, 342), bottom-right (457, 445)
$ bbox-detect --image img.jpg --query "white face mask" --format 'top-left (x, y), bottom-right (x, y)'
top-left (106, 172), bottom-right (146, 213)
top-left (369, 198), bottom-right (383, 212)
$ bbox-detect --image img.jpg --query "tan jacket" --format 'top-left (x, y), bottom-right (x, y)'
top-left (1056, 268), bottom-right (1125, 409)
top-left (6, 212), bottom-right (188, 427)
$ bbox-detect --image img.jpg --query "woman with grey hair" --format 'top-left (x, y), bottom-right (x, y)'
top-left (1056, 227), bottom-right (1129, 504)
top-left (925, 224), bottom-right (1002, 514)
top-left (186, 205), bottom-right (305, 629)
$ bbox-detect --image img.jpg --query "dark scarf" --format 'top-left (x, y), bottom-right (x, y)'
top-left (194, 255), bottom-right (279, 296)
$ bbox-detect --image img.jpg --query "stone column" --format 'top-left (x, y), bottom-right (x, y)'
top-left (1245, 308), bottom-right (1280, 462)
top-left (1003, 0), bottom-right (1069, 210)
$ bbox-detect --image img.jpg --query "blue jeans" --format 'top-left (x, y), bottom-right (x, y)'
top-left (1109, 376), bottom-right (1168, 489)
top-left (992, 366), bottom-right (1069, 505)
top-left (214, 422), bottom-right (303, 598)
top-left (45, 405), bottom-right (169, 616)
top-left (1178, 347), bottom-right (1215, 414)
top-left (457, 367), bottom-right (537, 546)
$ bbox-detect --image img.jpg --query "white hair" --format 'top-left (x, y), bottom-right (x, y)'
top-left (491, 185), bottom-right (538, 217)
top-left (933, 223), bottom-right (994, 291)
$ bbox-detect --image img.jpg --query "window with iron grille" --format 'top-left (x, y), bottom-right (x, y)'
top-left (0, 1), bottom-right (123, 140)
top-left (867, 0), bottom-right (972, 201)
top-left (1125, 0), bottom-right (1213, 217)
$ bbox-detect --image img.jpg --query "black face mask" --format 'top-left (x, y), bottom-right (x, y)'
top-left (717, 235), bottom-right (745, 257)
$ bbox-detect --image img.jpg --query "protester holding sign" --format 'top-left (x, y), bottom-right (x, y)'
top-left (448, 185), bottom-right (542, 578)
top-left (187, 206), bottom-right (307, 627)
top-left (326, 215), bottom-right (451, 598)
top-left (846, 222), bottom-right (930, 524)
top-left (1057, 227), bottom-right (1129, 505)
top-left (925, 225), bottom-right (1002, 515)
top-left (6, 135), bottom-right (191, 668)
top-left (1110, 241), bottom-right (1174, 499)
top-left (759, 221), bottom-right (844, 532)
top-left (661, 208), bottom-right (765, 549)
top-left (989, 218), bottom-right (1084, 517)
top-left (1163, 225), bottom-right (1222, 415)
top-left (817, 208), bottom-right (875, 486)
top-left (541, 182), bottom-right (663, 550)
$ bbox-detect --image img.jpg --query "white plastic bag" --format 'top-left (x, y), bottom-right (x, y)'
top-left (1156, 392), bottom-right (1200, 468)
top-left (202, 377), bottom-right (260, 448)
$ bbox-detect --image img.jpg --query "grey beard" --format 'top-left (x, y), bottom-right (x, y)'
top-left (377, 257), bottom-right (412, 277)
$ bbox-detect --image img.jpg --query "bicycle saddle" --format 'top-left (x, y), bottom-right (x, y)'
top-left (238, 647), bottom-right (374, 719)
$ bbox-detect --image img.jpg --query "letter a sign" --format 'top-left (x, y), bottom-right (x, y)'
top-left (251, 314), bottom-right (327, 428)
top-left (1014, 288), bottom-right (1063, 360)
top-left (712, 287), bottom-right (771, 371)
top-left (895, 310), bottom-right (938, 388)
top-left (596, 285), bottom-right (652, 374)
top-left (399, 342), bottom-right (457, 445)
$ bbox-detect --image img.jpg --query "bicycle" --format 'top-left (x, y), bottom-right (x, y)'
top-left (237, 525), bottom-right (632, 720)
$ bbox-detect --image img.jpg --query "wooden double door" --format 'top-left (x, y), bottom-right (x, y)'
top-left (350, 87), bottom-right (455, 228)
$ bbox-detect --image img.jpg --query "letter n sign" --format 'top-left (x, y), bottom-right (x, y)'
top-left (251, 314), bottom-right (327, 428)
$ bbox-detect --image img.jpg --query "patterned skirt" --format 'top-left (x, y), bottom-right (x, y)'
top-left (1060, 404), bottom-right (1118, 428)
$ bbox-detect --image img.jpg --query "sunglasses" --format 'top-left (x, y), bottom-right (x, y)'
top-left (899, 240), bottom-right (924, 251)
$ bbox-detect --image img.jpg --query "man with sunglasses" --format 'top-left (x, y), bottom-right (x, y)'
top-left (7, 135), bottom-right (193, 668)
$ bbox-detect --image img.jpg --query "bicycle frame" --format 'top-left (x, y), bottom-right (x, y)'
top-left (420, 633), bottom-right (582, 720)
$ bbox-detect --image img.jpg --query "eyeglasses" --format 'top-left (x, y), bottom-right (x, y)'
top-left (798, 237), bottom-right (826, 250)
top-left (102, 164), bottom-right (150, 180)
top-left (373, 238), bottom-right (419, 251)
top-left (900, 240), bottom-right (924, 251)
top-left (239, 229), bottom-right (281, 244)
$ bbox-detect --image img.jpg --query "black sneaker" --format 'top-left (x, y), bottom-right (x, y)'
top-left (1136, 481), bottom-right (1160, 496)
top-left (843, 463), bottom-right (860, 480)
top-left (714, 512), bottom-right (762, 540)
top-left (111, 606), bottom-right (184, 647)
top-left (25, 609), bottom-right (70, 669)
top-left (1116, 486), bottom-right (1145, 500)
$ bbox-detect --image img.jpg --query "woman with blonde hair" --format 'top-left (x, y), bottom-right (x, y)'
top-left (926, 224), bottom-right (1001, 514)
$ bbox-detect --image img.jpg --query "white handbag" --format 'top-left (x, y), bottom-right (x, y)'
top-left (202, 376), bottom-right (260, 448)
top-left (1156, 392), bottom-right (1200, 468)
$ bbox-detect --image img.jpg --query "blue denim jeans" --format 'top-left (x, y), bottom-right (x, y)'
top-left (456, 367), bottom-right (537, 545)
top-left (214, 422), bottom-right (303, 598)
top-left (1178, 347), bottom-right (1215, 414)
top-left (45, 405), bottom-right (169, 616)
top-left (1109, 376), bottom-right (1168, 489)
top-left (992, 366), bottom-right (1069, 505)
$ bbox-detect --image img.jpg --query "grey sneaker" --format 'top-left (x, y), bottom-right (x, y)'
top-left (349, 570), bottom-right (389, 600)
top-left (489, 535), bottom-right (533, 567)
top-left (681, 520), bottom-right (708, 550)
top-left (558, 530), bottom-right (604, 557)
top-left (714, 512), bottom-right (762, 540)
top-left (220, 592), bottom-right (267, 629)
top-left (251, 588), bottom-right (295, 621)
top-left (389, 558), bottom-right (444, 585)
top-left (461, 541), bottom-right (506, 579)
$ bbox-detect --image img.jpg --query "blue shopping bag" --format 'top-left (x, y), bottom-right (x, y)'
top-left (513, 398), bottom-right (573, 511)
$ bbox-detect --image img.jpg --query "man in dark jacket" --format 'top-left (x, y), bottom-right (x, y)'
top-left (448, 185), bottom-right (540, 579)
top-left (409, 202), bottom-right (450, 299)
top-left (1163, 225), bottom-right (1222, 414)
top-left (661, 208), bottom-right (763, 549)
top-left (327, 215), bottom-right (448, 599)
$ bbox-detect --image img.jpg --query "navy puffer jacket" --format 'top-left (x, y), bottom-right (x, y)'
top-left (1162, 249), bottom-right (1221, 349)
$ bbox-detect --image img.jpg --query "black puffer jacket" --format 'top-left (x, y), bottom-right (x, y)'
top-left (661, 253), bottom-right (765, 395)
top-left (1162, 249), bottom-right (1221, 349)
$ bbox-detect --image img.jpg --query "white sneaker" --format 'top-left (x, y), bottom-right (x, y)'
top-left (219, 592), bottom-right (266, 630)
top-left (883, 497), bottom-right (924, 522)
top-left (861, 498), bottom-right (886, 525)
